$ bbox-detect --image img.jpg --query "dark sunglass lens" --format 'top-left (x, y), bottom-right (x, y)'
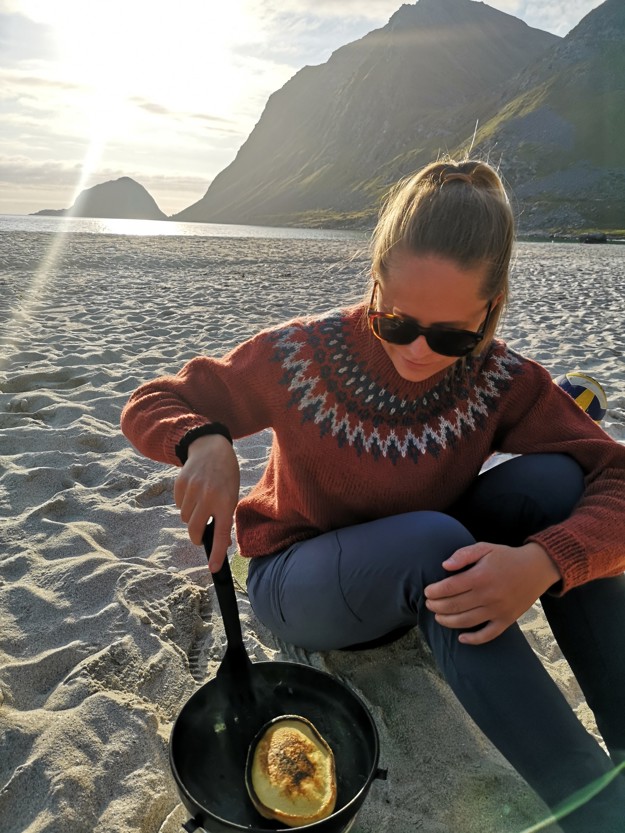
top-left (426, 332), bottom-right (478, 357)
top-left (376, 317), bottom-right (416, 345)
top-left (373, 313), bottom-right (485, 356)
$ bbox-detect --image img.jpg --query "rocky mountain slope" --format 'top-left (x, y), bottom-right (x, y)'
top-left (173, 0), bottom-right (624, 233)
top-left (172, 0), bottom-right (559, 228)
top-left (461, 0), bottom-right (625, 231)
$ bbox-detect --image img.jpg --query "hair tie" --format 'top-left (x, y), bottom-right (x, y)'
top-left (439, 168), bottom-right (472, 185)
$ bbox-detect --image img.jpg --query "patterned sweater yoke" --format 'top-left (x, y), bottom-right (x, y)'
top-left (266, 307), bottom-right (525, 459)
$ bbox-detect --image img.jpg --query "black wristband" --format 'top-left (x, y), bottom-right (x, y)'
top-left (174, 422), bottom-right (233, 465)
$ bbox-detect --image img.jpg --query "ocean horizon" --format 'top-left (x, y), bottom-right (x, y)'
top-left (0, 213), bottom-right (369, 241)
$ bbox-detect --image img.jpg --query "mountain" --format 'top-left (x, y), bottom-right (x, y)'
top-left (33, 177), bottom-right (167, 221)
top-left (172, 0), bottom-right (559, 228)
top-left (455, 0), bottom-right (625, 231)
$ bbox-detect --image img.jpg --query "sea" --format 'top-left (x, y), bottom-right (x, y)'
top-left (0, 214), bottom-right (367, 240)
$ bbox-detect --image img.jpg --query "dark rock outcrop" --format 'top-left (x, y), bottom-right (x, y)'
top-left (33, 177), bottom-right (166, 221)
top-left (464, 0), bottom-right (625, 231)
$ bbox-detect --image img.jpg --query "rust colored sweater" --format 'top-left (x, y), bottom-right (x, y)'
top-left (121, 305), bottom-right (625, 592)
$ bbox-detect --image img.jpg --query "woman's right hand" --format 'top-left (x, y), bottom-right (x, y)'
top-left (173, 434), bottom-right (241, 572)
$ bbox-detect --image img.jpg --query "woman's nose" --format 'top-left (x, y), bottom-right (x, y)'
top-left (404, 334), bottom-right (432, 358)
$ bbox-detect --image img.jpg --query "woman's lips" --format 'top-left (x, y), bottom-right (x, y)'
top-left (401, 357), bottom-right (432, 369)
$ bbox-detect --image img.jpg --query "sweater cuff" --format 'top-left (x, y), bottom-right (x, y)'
top-left (174, 422), bottom-right (233, 465)
top-left (527, 526), bottom-right (589, 594)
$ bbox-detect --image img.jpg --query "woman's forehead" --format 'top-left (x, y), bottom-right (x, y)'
top-left (382, 253), bottom-right (488, 321)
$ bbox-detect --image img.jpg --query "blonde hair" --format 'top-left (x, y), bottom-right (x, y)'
top-left (370, 159), bottom-right (514, 352)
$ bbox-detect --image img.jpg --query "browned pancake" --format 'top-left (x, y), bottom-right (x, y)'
top-left (245, 715), bottom-right (337, 828)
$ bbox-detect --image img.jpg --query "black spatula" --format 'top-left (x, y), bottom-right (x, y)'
top-left (202, 522), bottom-right (254, 692)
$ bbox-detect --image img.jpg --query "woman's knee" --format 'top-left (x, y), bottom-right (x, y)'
top-left (338, 510), bottom-right (475, 592)
top-left (513, 453), bottom-right (583, 506)
top-left (453, 454), bottom-right (585, 544)
top-left (486, 454), bottom-right (583, 508)
top-left (402, 511), bottom-right (475, 584)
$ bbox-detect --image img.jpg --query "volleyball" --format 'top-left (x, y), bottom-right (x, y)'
top-left (554, 372), bottom-right (608, 422)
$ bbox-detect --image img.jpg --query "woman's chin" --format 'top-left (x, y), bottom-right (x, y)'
top-left (392, 354), bottom-right (456, 382)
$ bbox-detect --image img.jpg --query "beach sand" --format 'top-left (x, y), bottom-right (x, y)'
top-left (1, 231), bottom-right (624, 832)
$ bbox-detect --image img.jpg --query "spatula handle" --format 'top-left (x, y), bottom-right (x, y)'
top-left (202, 522), bottom-right (245, 653)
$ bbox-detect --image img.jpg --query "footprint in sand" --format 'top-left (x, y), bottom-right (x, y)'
top-left (0, 369), bottom-right (87, 394)
top-left (116, 568), bottom-right (206, 658)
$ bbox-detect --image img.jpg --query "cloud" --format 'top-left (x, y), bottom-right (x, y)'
top-left (521, 0), bottom-right (602, 36)
top-left (0, 68), bottom-right (83, 95)
top-left (0, 155), bottom-right (81, 186)
top-left (248, 0), bottom-right (601, 43)
top-left (0, 153), bottom-right (209, 198)
top-left (129, 96), bottom-right (240, 130)
top-left (0, 68), bottom-right (87, 126)
top-left (190, 114), bottom-right (243, 134)
top-left (470, 0), bottom-right (602, 36)
top-left (0, 9), bottom-right (55, 66)
top-left (138, 171), bottom-right (210, 193)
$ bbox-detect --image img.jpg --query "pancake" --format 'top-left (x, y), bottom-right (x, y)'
top-left (245, 715), bottom-right (337, 828)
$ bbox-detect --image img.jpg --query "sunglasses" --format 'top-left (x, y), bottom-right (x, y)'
top-left (367, 283), bottom-right (492, 358)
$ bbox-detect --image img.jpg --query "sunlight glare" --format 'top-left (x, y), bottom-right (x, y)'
top-left (20, 0), bottom-right (265, 116)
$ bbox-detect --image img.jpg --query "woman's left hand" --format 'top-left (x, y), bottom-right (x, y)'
top-left (424, 542), bottom-right (561, 645)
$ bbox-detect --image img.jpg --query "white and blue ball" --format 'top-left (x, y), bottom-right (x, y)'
top-left (554, 371), bottom-right (608, 423)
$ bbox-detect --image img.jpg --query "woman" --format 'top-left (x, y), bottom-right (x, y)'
top-left (121, 160), bottom-right (625, 831)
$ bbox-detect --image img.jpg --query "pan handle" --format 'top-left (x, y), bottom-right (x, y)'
top-left (202, 521), bottom-right (246, 655)
top-left (181, 819), bottom-right (204, 833)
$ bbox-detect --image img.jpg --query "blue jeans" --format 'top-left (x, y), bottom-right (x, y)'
top-left (247, 454), bottom-right (625, 831)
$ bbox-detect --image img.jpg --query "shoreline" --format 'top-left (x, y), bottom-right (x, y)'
top-left (8, 211), bottom-right (625, 245)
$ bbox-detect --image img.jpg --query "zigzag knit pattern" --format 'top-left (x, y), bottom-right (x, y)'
top-left (270, 310), bottom-right (524, 463)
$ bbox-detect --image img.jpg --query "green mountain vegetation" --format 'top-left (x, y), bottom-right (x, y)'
top-left (172, 0), bottom-right (624, 234)
top-left (460, 0), bottom-right (625, 232)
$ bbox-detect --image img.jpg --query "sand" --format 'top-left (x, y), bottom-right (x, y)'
top-left (1, 230), bottom-right (624, 833)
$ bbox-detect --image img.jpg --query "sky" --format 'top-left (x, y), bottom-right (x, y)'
top-left (0, 0), bottom-right (604, 216)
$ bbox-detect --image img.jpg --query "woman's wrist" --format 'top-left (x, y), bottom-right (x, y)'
top-left (174, 422), bottom-right (232, 464)
top-left (521, 542), bottom-right (561, 592)
top-left (186, 432), bottom-right (232, 459)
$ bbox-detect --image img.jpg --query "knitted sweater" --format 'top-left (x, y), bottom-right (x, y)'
top-left (121, 304), bottom-right (625, 592)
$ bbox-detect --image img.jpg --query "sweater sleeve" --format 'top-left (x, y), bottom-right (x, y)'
top-left (495, 355), bottom-right (625, 591)
top-left (120, 328), bottom-right (279, 466)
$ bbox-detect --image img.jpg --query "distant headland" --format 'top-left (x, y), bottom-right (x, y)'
top-left (32, 177), bottom-right (167, 221)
